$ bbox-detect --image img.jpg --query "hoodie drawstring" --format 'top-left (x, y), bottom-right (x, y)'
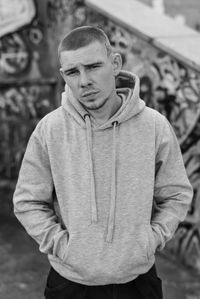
top-left (106, 121), bottom-right (118, 242)
top-left (84, 115), bottom-right (118, 242)
top-left (84, 114), bottom-right (98, 223)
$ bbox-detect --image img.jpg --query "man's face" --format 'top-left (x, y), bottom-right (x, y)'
top-left (60, 41), bottom-right (121, 111)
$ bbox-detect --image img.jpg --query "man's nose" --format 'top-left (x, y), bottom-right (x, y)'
top-left (79, 70), bottom-right (91, 87)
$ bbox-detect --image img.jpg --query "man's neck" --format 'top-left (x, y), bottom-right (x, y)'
top-left (86, 93), bottom-right (122, 125)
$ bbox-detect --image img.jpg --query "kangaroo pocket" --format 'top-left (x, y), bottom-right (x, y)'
top-left (61, 224), bottom-right (156, 284)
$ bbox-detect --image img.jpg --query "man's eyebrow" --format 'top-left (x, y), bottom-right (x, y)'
top-left (63, 61), bottom-right (103, 73)
top-left (85, 62), bottom-right (103, 67)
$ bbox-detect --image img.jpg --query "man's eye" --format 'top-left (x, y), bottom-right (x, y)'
top-left (65, 70), bottom-right (79, 76)
top-left (89, 64), bottom-right (101, 69)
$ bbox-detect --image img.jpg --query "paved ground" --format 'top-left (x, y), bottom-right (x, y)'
top-left (0, 213), bottom-right (200, 299)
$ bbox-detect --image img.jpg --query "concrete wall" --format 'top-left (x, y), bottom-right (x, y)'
top-left (139, 0), bottom-right (200, 30)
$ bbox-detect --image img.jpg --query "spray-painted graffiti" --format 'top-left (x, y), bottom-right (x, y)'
top-left (47, 0), bottom-right (72, 25)
top-left (0, 85), bottom-right (52, 118)
top-left (81, 9), bottom-right (200, 272)
top-left (0, 0), bottom-right (55, 185)
top-left (173, 114), bottom-right (200, 271)
top-left (0, 0), bottom-right (36, 38)
top-left (29, 25), bottom-right (43, 45)
top-left (0, 23), bottom-right (45, 77)
top-left (0, 85), bottom-right (53, 180)
top-left (0, 33), bottom-right (30, 75)
top-left (46, 0), bottom-right (86, 31)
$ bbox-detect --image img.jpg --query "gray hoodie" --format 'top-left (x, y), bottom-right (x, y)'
top-left (13, 71), bottom-right (193, 285)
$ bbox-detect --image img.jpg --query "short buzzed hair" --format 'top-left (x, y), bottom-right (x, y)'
top-left (58, 26), bottom-right (113, 60)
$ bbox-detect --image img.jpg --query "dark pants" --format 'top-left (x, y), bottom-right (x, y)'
top-left (44, 265), bottom-right (163, 299)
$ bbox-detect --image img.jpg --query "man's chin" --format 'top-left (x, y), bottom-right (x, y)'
top-left (81, 98), bottom-right (108, 111)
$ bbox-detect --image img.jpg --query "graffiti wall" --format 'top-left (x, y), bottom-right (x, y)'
top-left (0, 0), bottom-right (56, 185)
top-left (78, 7), bottom-right (200, 272)
top-left (0, 0), bottom-right (200, 272)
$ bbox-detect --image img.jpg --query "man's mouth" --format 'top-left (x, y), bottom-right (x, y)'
top-left (81, 90), bottom-right (99, 97)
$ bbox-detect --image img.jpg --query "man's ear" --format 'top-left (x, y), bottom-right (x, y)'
top-left (112, 53), bottom-right (122, 76)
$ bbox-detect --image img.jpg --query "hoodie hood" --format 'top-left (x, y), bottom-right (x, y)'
top-left (61, 71), bottom-right (145, 129)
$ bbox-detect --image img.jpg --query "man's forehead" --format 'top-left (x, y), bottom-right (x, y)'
top-left (60, 41), bottom-right (108, 67)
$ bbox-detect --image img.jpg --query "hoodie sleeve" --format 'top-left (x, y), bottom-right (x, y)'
top-left (151, 114), bottom-right (193, 251)
top-left (13, 121), bottom-right (68, 259)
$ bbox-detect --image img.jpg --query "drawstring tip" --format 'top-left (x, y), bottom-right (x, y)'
top-left (106, 230), bottom-right (114, 243)
top-left (91, 213), bottom-right (98, 223)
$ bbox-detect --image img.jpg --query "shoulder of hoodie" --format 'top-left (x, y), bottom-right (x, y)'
top-left (142, 106), bottom-right (176, 142)
top-left (143, 106), bottom-right (179, 150)
top-left (31, 106), bottom-right (66, 139)
top-left (142, 105), bottom-right (169, 130)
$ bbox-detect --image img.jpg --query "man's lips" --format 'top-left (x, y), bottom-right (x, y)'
top-left (81, 90), bottom-right (99, 97)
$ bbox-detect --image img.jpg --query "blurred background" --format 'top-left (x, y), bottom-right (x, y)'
top-left (0, 0), bottom-right (200, 298)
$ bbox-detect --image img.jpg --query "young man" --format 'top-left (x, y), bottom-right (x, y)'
top-left (13, 26), bottom-right (193, 299)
